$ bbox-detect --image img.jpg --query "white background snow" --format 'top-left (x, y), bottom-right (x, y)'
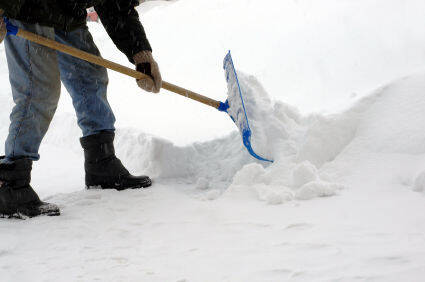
top-left (2, 0), bottom-right (425, 281)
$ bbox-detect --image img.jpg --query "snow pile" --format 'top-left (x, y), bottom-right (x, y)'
top-left (219, 70), bottom-right (346, 204)
top-left (116, 70), bottom-right (425, 204)
top-left (225, 161), bottom-right (343, 205)
top-left (318, 73), bottom-right (425, 195)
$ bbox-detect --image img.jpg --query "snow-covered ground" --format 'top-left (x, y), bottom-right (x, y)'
top-left (2, 0), bottom-right (425, 281)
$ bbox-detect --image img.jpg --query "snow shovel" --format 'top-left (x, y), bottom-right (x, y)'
top-left (4, 19), bottom-right (273, 163)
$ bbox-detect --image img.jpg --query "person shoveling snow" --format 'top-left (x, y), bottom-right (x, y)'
top-left (0, 0), bottom-right (278, 218)
top-left (0, 1), bottom-right (162, 218)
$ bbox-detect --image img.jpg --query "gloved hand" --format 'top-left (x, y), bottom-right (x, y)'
top-left (133, 51), bottom-right (162, 93)
top-left (0, 11), bottom-right (6, 44)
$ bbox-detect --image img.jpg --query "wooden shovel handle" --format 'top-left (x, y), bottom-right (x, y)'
top-left (15, 29), bottom-right (222, 109)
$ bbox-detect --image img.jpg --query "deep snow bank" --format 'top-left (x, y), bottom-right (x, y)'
top-left (3, 63), bottom-right (425, 203)
top-left (117, 71), bottom-right (425, 203)
top-left (317, 74), bottom-right (425, 195)
top-left (7, 67), bottom-right (425, 203)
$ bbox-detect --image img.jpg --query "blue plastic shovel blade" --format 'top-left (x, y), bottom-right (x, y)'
top-left (221, 51), bottom-right (273, 163)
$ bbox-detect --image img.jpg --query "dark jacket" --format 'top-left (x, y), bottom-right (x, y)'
top-left (0, 0), bottom-right (152, 62)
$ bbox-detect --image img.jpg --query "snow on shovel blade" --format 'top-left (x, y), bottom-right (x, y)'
top-left (220, 51), bottom-right (273, 163)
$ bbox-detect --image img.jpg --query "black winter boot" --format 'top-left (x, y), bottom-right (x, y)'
top-left (0, 157), bottom-right (60, 218)
top-left (80, 132), bottom-right (152, 190)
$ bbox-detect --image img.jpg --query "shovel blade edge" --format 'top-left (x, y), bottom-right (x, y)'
top-left (223, 51), bottom-right (273, 163)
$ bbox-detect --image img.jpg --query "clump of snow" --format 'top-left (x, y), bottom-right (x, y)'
top-left (292, 161), bottom-right (318, 188)
top-left (205, 189), bottom-right (221, 201)
top-left (413, 171), bottom-right (425, 192)
top-left (195, 177), bottom-right (210, 190)
top-left (296, 181), bottom-right (341, 200)
top-left (231, 163), bottom-right (266, 186)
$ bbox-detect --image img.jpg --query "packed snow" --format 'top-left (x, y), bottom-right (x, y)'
top-left (2, 0), bottom-right (425, 281)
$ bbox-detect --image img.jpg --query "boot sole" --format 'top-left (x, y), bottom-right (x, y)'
top-left (86, 178), bottom-right (153, 190)
top-left (0, 202), bottom-right (60, 219)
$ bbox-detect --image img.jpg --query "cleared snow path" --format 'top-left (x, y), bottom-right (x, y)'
top-left (2, 156), bottom-right (425, 282)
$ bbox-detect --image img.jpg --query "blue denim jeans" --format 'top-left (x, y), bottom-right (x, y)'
top-left (3, 19), bottom-right (116, 162)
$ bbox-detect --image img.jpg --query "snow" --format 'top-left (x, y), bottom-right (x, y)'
top-left (2, 0), bottom-right (425, 281)
top-left (414, 171), bottom-right (425, 193)
top-left (226, 68), bottom-right (290, 161)
top-left (292, 161), bottom-right (318, 188)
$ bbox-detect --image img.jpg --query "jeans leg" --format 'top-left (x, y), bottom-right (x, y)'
top-left (4, 20), bottom-right (61, 162)
top-left (55, 26), bottom-right (116, 137)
